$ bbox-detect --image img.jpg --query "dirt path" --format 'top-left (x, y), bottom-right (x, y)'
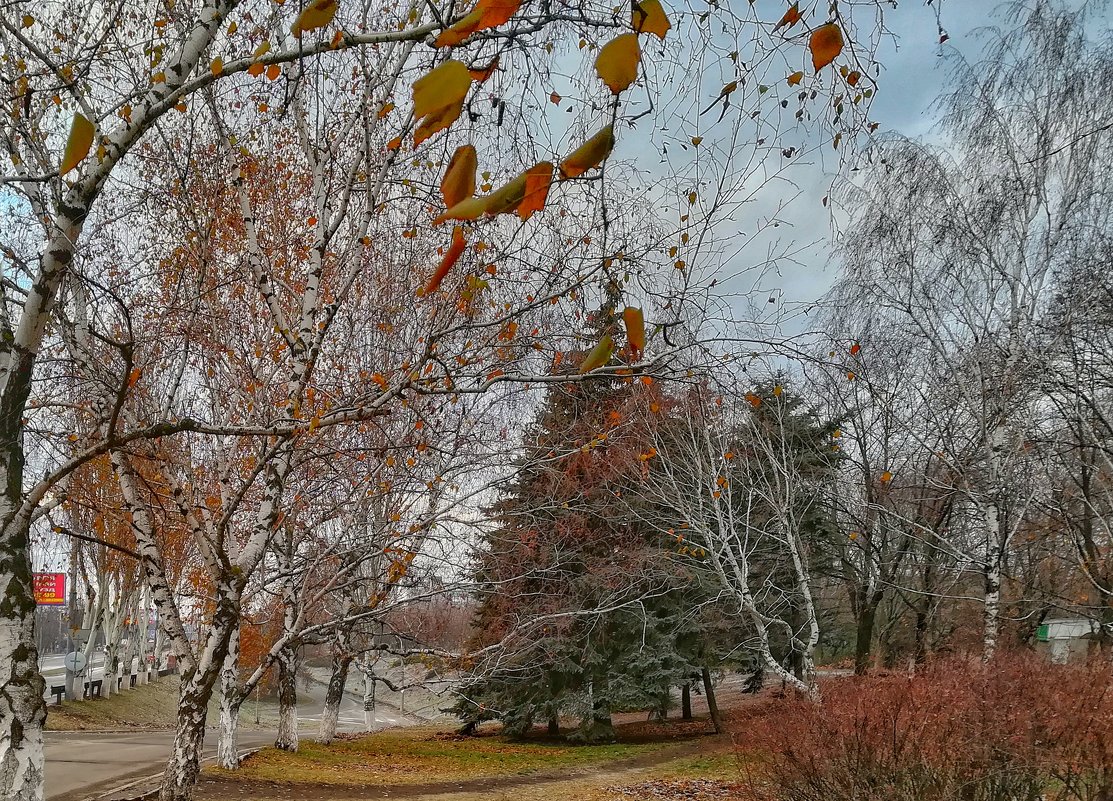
top-left (192, 734), bottom-right (728, 801)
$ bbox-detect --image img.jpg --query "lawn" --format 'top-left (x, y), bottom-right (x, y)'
top-left (195, 718), bottom-right (740, 801)
top-left (208, 725), bottom-right (672, 786)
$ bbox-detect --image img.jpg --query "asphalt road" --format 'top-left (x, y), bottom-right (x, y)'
top-left (44, 678), bottom-right (418, 801)
top-left (44, 728), bottom-right (275, 801)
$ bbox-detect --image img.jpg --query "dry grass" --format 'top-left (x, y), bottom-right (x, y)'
top-left (207, 725), bottom-right (670, 787)
top-left (44, 675), bottom-right (285, 731)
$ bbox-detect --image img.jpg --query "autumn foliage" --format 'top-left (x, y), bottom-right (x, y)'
top-left (732, 656), bottom-right (1113, 801)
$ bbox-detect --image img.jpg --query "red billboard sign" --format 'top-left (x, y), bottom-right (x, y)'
top-left (33, 573), bottom-right (66, 606)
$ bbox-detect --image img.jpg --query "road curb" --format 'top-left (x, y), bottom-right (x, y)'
top-left (83, 747), bottom-right (262, 801)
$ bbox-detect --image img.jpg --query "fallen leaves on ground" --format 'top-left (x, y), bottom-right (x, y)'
top-left (605, 778), bottom-right (743, 799)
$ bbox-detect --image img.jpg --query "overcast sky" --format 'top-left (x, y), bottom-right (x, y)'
top-left (723, 2), bottom-right (1001, 335)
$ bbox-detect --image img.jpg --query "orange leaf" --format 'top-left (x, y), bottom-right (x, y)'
top-left (623, 306), bottom-right (645, 360)
top-left (809, 23), bottom-right (843, 73)
top-left (595, 33), bottom-right (640, 94)
top-left (850, 342), bottom-right (861, 355)
top-left (632, 0), bottom-right (670, 39)
top-left (787, 70), bottom-right (803, 86)
top-left (435, 0), bottom-right (521, 46)
top-left (127, 367), bottom-right (142, 387)
top-left (880, 470), bottom-right (893, 483)
top-left (435, 8), bottom-right (483, 47)
top-left (745, 392), bottom-right (762, 408)
top-left (422, 226), bottom-right (467, 295)
top-left (559, 126), bottom-right (615, 180)
top-left (579, 335), bottom-right (614, 374)
top-left (774, 4), bottom-right (800, 32)
top-left (266, 63), bottom-right (281, 80)
top-left (248, 62), bottom-right (265, 77)
top-left (60, 113), bottom-right (94, 176)
top-left (210, 57), bottom-right (224, 76)
top-left (472, 0), bottom-right (521, 29)
top-left (517, 162), bottom-right (553, 220)
top-left (292, 0), bottom-right (338, 37)
top-left (468, 57), bottom-right (500, 82)
top-left (441, 145), bottom-right (478, 208)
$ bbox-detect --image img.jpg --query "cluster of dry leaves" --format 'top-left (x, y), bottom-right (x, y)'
top-left (606, 778), bottom-right (743, 800)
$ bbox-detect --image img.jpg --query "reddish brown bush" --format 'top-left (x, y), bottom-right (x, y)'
top-left (731, 655), bottom-right (1113, 801)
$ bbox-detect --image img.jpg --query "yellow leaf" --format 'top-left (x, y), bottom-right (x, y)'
top-left (623, 306), bottom-right (645, 360)
top-left (483, 172), bottom-right (527, 216)
top-left (632, 0), bottom-right (670, 39)
top-left (809, 23), bottom-right (843, 73)
top-left (787, 70), bottom-right (803, 86)
top-left (880, 470), bottom-right (893, 483)
top-left (441, 145), bottom-right (477, 208)
top-left (434, 195), bottom-right (487, 225)
top-left (691, 136), bottom-right (702, 146)
top-left (412, 60), bottom-right (472, 119)
top-left (60, 113), bottom-right (94, 177)
top-left (292, 0), bottom-right (338, 37)
top-left (210, 57), bottom-right (224, 76)
top-left (579, 335), bottom-right (614, 374)
top-left (559, 125), bottom-right (615, 180)
top-left (21, 14), bottom-right (34, 28)
top-left (414, 97), bottom-right (465, 146)
top-left (595, 33), bottom-right (640, 94)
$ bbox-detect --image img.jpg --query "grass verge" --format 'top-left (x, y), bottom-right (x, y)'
top-left (207, 724), bottom-right (676, 787)
top-left (45, 677), bottom-right (183, 731)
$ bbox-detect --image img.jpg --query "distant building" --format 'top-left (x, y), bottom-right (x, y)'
top-left (1036, 618), bottom-right (1100, 664)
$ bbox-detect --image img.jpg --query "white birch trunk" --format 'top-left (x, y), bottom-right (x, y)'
top-left (361, 659), bottom-right (375, 730)
top-left (274, 647), bottom-right (299, 751)
top-left (216, 626), bottom-right (241, 770)
top-left (318, 653), bottom-right (351, 744)
top-left (0, 512), bottom-right (47, 801)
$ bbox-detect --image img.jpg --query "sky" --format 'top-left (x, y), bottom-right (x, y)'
top-left (714, 1), bottom-right (997, 335)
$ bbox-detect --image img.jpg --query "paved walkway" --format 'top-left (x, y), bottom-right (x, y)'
top-left (45, 670), bottom-right (425, 801)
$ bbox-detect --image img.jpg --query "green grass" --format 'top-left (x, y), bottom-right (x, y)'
top-left (210, 726), bottom-right (669, 786)
top-left (655, 751), bottom-right (741, 780)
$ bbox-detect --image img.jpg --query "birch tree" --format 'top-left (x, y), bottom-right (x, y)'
top-left (0, 0), bottom-right (938, 798)
top-left (832, 0), bottom-right (1113, 659)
